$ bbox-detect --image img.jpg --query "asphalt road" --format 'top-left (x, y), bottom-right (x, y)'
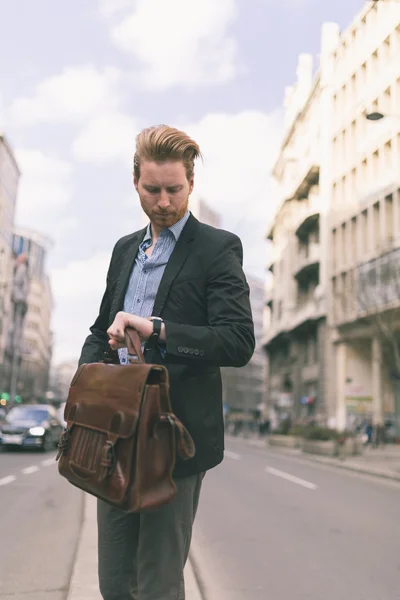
top-left (192, 437), bottom-right (400, 600)
top-left (0, 447), bottom-right (83, 600)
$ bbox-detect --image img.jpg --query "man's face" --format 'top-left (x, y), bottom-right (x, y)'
top-left (134, 160), bottom-right (194, 230)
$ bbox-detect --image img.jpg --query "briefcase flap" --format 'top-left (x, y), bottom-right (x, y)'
top-left (65, 361), bottom-right (168, 439)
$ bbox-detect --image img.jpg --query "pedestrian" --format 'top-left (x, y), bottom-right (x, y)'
top-left (78, 124), bottom-right (255, 600)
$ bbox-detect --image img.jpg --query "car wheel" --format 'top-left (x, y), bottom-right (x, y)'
top-left (41, 435), bottom-right (53, 452)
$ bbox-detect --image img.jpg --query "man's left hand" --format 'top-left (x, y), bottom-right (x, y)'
top-left (107, 312), bottom-right (153, 350)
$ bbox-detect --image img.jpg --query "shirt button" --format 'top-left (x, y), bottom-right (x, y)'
top-left (137, 299), bottom-right (140, 303)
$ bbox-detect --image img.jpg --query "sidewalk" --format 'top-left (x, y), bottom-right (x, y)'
top-left (67, 494), bottom-right (203, 600)
top-left (227, 434), bottom-right (400, 482)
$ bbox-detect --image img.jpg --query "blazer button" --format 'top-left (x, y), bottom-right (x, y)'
top-left (178, 346), bottom-right (184, 353)
top-left (194, 349), bottom-right (199, 356)
top-left (183, 347), bottom-right (189, 354)
top-left (199, 350), bottom-right (204, 357)
top-left (189, 348), bottom-right (194, 355)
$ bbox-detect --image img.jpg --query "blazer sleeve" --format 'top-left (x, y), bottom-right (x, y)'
top-left (164, 233), bottom-right (255, 367)
top-left (78, 243), bottom-right (119, 366)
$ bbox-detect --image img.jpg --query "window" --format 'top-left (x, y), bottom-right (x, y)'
top-left (351, 217), bottom-right (357, 263)
top-left (341, 272), bottom-right (348, 317)
top-left (361, 210), bottom-right (368, 254)
top-left (341, 223), bottom-right (347, 267)
top-left (372, 150), bottom-right (379, 177)
top-left (384, 140), bottom-right (392, 168)
top-left (361, 62), bottom-right (367, 86)
top-left (373, 202), bottom-right (380, 249)
top-left (385, 194), bottom-right (393, 241)
top-left (383, 35), bottom-right (391, 60)
top-left (384, 87), bottom-right (392, 113)
top-left (332, 277), bottom-right (338, 321)
top-left (371, 50), bottom-right (379, 74)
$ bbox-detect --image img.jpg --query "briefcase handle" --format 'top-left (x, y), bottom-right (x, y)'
top-left (125, 328), bottom-right (145, 364)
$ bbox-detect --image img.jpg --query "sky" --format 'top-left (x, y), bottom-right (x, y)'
top-left (0, 0), bottom-right (368, 363)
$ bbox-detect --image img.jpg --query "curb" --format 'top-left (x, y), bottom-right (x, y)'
top-left (227, 435), bottom-right (400, 483)
top-left (67, 493), bottom-right (204, 600)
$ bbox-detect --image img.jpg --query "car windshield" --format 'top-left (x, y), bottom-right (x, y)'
top-left (7, 407), bottom-right (48, 424)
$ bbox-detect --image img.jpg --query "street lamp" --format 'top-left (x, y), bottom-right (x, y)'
top-left (366, 112), bottom-right (385, 121)
top-left (366, 112), bottom-right (400, 121)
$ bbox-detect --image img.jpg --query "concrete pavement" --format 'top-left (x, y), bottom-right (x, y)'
top-left (0, 448), bottom-right (83, 600)
top-left (192, 437), bottom-right (400, 600)
top-left (67, 493), bottom-right (203, 600)
top-left (227, 433), bottom-right (400, 482)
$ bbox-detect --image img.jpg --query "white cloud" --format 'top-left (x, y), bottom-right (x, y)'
top-left (181, 109), bottom-right (283, 276)
top-left (9, 66), bottom-right (122, 126)
top-left (98, 0), bottom-right (132, 18)
top-left (15, 149), bottom-right (74, 226)
top-left (110, 0), bottom-right (238, 88)
top-left (72, 111), bottom-right (138, 164)
top-left (51, 253), bottom-right (111, 362)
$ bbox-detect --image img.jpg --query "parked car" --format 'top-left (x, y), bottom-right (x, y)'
top-left (0, 404), bottom-right (64, 451)
top-left (57, 402), bottom-right (67, 428)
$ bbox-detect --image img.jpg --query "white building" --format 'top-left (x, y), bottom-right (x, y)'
top-left (11, 228), bottom-right (54, 400)
top-left (189, 195), bottom-right (221, 228)
top-left (264, 1), bottom-right (400, 431)
top-left (0, 134), bottom-right (20, 387)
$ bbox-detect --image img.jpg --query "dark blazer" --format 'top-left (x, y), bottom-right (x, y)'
top-left (79, 214), bottom-right (255, 477)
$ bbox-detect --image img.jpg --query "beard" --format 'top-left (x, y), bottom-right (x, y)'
top-left (140, 195), bottom-right (189, 229)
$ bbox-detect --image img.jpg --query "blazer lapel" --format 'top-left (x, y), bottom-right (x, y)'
top-left (152, 214), bottom-right (198, 317)
top-left (110, 227), bottom-right (147, 319)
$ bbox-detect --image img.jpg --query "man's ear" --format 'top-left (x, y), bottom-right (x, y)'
top-left (189, 177), bottom-right (194, 194)
top-left (133, 174), bottom-right (139, 193)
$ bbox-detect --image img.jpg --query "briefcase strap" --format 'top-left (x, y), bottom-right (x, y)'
top-left (125, 328), bottom-right (145, 363)
top-left (155, 413), bottom-right (196, 460)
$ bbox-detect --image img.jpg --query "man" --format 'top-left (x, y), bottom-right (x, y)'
top-left (79, 124), bottom-right (255, 600)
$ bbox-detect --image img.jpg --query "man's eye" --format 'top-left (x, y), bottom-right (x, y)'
top-left (168, 187), bottom-right (179, 194)
top-left (147, 187), bottom-right (159, 194)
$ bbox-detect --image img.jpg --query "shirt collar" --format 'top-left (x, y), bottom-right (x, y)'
top-left (144, 210), bottom-right (190, 243)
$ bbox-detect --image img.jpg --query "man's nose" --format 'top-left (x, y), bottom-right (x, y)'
top-left (158, 190), bottom-right (170, 209)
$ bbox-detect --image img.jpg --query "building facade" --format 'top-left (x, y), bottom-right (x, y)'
top-left (326, 1), bottom-right (400, 432)
top-left (263, 33), bottom-right (338, 425)
top-left (0, 135), bottom-right (20, 387)
top-left (222, 275), bottom-right (266, 415)
top-left (10, 228), bottom-right (54, 401)
top-left (264, 1), bottom-right (400, 433)
top-left (189, 194), bottom-right (221, 228)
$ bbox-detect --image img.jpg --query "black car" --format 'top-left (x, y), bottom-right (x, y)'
top-left (0, 404), bottom-right (64, 451)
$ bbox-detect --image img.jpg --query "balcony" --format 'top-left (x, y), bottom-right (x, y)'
top-left (290, 296), bottom-right (326, 332)
top-left (262, 313), bottom-right (291, 348)
top-left (294, 192), bottom-right (320, 239)
top-left (284, 150), bottom-right (320, 201)
top-left (266, 246), bottom-right (278, 273)
top-left (294, 243), bottom-right (320, 281)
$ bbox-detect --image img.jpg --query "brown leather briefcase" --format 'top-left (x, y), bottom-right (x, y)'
top-left (56, 329), bottom-right (195, 512)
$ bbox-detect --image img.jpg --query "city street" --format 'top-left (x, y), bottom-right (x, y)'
top-left (0, 448), bottom-right (83, 600)
top-left (192, 437), bottom-right (400, 600)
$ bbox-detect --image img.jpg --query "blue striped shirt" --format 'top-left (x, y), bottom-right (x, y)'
top-left (118, 210), bottom-right (191, 364)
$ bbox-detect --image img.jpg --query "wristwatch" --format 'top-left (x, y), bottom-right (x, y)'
top-left (149, 316), bottom-right (163, 341)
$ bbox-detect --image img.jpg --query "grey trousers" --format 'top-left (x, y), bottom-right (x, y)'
top-left (97, 473), bottom-right (204, 600)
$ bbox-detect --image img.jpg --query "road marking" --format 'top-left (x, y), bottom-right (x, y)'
top-left (225, 450), bottom-right (241, 460)
top-left (41, 458), bottom-right (56, 467)
top-left (22, 465), bottom-right (40, 475)
top-left (266, 467), bottom-right (317, 490)
top-left (0, 475), bottom-right (16, 486)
